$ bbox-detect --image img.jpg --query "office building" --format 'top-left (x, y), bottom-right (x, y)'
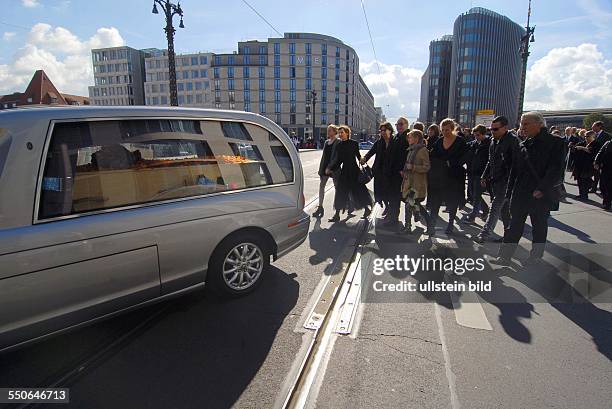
top-left (88, 46), bottom-right (152, 106)
top-left (88, 33), bottom-right (378, 141)
top-left (419, 36), bottom-right (453, 126)
top-left (419, 8), bottom-right (525, 126)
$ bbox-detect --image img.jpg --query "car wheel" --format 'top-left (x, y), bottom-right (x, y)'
top-left (207, 233), bottom-right (270, 297)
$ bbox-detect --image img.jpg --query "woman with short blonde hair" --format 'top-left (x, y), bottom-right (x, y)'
top-left (426, 118), bottom-right (468, 235)
top-left (400, 129), bottom-right (431, 233)
top-left (313, 124), bottom-right (341, 218)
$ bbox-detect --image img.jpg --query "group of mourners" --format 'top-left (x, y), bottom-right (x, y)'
top-left (313, 113), bottom-right (611, 265)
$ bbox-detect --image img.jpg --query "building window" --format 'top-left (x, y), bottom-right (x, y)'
top-left (306, 79), bottom-right (312, 90)
top-left (244, 66), bottom-right (250, 78)
top-left (321, 43), bottom-right (327, 55)
top-left (274, 79), bottom-right (281, 90)
top-left (195, 82), bottom-right (202, 90)
top-left (214, 67), bottom-right (220, 78)
top-left (274, 43), bottom-right (280, 54)
top-left (306, 67), bottom-right (312, 78)
top-left (259, 102), bottom-right (266, 113)
top-left (244, 79), bottom-right (250, 89)
top-left (228, 67), bottom-right (234, 78)
top-left (244, 55), bottom-right (250, 65)
top-left (228, 55), bottom-right (234, 65)
top-left (200, 55), bottom-right (208, 65)
top-left (290, 67), bottom-right (296, 78)
top-left (290, 114), bottom-right (296, 124)
top-left (259, 45), bottom-right (267, 54)
top-left (177, 83), bottom-right (184, 91)
top-left (274, 67), bottom-right (281, 78)
top-left (214, 55), bottom-right (221, 65)
top-left (290, 79), bottom-right (296, 90)
top-left (259, 79), bottom-right (265, 89)
top-left (275, 91), bottom-right (281, 101)
top-left (259, 90), bottom-right (265, 101)
top-left (259, 55), bottom-right (266, 65)
top-left (289, 43), bottom-right (296, 54)
top-left (306, 43), bottom-right (311, 54)
top-left (274, 54), bottom-right (280, 66)
top-left (275, 102), bottom-right (281, 113)
top-left (243, 46), bottom-right (250, 54)
top-left (259, 67), bottom-right (265, 78)
top-left (186, 82), bottom-right (193, 91)
top-left (228, 79), bottom-right (235, 90)
top-left (290, 90), bottom-right (296, 102)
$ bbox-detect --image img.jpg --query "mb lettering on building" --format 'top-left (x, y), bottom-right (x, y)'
top-left (419, 8), bottom-right (525, 127)
top-left (89, 33), bottom-right (378, 142)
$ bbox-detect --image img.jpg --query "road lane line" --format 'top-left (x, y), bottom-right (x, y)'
top-left (434, 302), bottom-right (461, 409)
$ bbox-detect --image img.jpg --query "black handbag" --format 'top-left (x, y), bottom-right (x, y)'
top-left (358, 164), bottom-right (373, 184)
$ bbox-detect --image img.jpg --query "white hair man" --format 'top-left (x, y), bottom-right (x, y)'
top-left (490, 111), bottom-right (566, 267)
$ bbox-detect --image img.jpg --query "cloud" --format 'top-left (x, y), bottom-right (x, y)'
top-left (22, 0), bottom-right (40, 7)
top-left (0, 24), bottom-right (124, 96)
top-left (524, 43), bottom-right (612, 110)
top-left (3, 32), bottom-right (16, 41)
top-left (360, 60), bottom-right (423, 124)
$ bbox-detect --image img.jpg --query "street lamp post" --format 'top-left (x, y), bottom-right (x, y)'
top-left (152, 0), bottom-right (184, 107)
top-left (311, 90), bottom-right (318, 149)
top-left (517, 0), bottom-right (535, 125)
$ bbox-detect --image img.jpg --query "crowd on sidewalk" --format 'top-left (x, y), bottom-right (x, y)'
top-left (312, 114), bottom-right (612, 266)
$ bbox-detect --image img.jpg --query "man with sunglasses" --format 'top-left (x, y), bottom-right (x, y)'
top-left (474, 116), bottom-right (519, 243)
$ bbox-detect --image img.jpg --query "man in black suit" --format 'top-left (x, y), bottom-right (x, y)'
top-left (383, 117), bottom-right (409, 227)
top-left (491, 112), bottom-right (566, 267)
top-left (589, 121), bottom-right (612, 192)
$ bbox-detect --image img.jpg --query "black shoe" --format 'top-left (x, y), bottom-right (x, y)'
top-left (312, 206), bottom-right (324, 218)
top-left (399, 225), bottom-right (412, 234)
top-left (474, 233), bottom-right (488, 244)
top-left (328, 213), bottom-right (340, 222)
top-left (480, 211), bottom-right (489, 221)
top-left (445, 224), bottom-right (455, 235)
top-left (489, 256), bottom-right (512, 266)
top-left (460, 215), bottom-right (476, 224)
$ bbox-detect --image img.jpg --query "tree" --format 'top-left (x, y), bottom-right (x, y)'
top-left (583, 112), bottom-right (612, 130)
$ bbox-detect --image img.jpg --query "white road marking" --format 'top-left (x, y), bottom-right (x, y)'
top-left (434, 302), bottom-right (462, 409)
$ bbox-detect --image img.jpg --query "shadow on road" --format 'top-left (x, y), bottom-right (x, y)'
top-left (0, 265), bottom-right (299, 409)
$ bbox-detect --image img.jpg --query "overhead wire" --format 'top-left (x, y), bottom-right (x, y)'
top-left (360, 0), bottom-right (381, 76)
top-left (241, 0), bottom-right (282, 37)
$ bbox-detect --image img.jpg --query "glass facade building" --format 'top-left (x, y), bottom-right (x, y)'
top-left (419, 36), bottom-right (453, 126)
top-left (449, 8), bottom-right (525, 126)
top-left (419, 8), bottom-right (525, 127)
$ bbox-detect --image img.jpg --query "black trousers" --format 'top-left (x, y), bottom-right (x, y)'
top-left (601, 171), bottom-right (612, 206)
top-left (577, 177), bottom-right (592, 198)
top-left (387, 177), bottom-right (403, 222)
top-left (500, 193), bottom-right (551, 259)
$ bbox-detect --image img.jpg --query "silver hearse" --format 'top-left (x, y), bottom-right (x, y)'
top-left (0, 106), bottom-right (309, 352)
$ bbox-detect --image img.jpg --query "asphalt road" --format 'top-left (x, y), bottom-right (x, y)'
top-left (1, 149), bottom-right (610, 409)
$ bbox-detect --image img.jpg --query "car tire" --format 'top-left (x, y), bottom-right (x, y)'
top-left (207, 232), bottom-right (271, 298)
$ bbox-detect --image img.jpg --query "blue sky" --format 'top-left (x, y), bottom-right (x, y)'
top-left (2, 0), bottom-right (611, 121)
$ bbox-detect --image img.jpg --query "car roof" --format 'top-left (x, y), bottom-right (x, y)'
top-left (0, 105), bottom-right (286, 138)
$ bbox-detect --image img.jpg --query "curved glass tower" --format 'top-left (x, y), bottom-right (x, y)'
top-left (448, 7), bottom-right (525, 126)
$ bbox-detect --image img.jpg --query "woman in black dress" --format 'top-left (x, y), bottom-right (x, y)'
top-left (427, 118), bottom-right (468, 235)
top-left (326, 125), bottom-right (373, 221)
top-left (360, 121), bottom-right (394, 213)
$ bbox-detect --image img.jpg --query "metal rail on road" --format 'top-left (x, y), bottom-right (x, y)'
top-left (281, 205), bottom-right (379, 409)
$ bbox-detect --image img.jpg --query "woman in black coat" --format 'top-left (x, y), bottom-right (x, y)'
top-left (313, 125), bottom-right (340, 218)
top-left (361, 121), bottom-right (394, 212)
top-left (326, 125), bottom-right (373, 221)
top-left (571, 131), bottom-right (595, 200)
top-left (427, 119), bottom-right (468, 235)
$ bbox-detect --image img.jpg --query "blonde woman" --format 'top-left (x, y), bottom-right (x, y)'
top-left (427, 118), bottom-right (468, 235)
top-left (313, 125), bottom-right (340, 218)
top-left (400, 130), bottom-right (431, 234)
